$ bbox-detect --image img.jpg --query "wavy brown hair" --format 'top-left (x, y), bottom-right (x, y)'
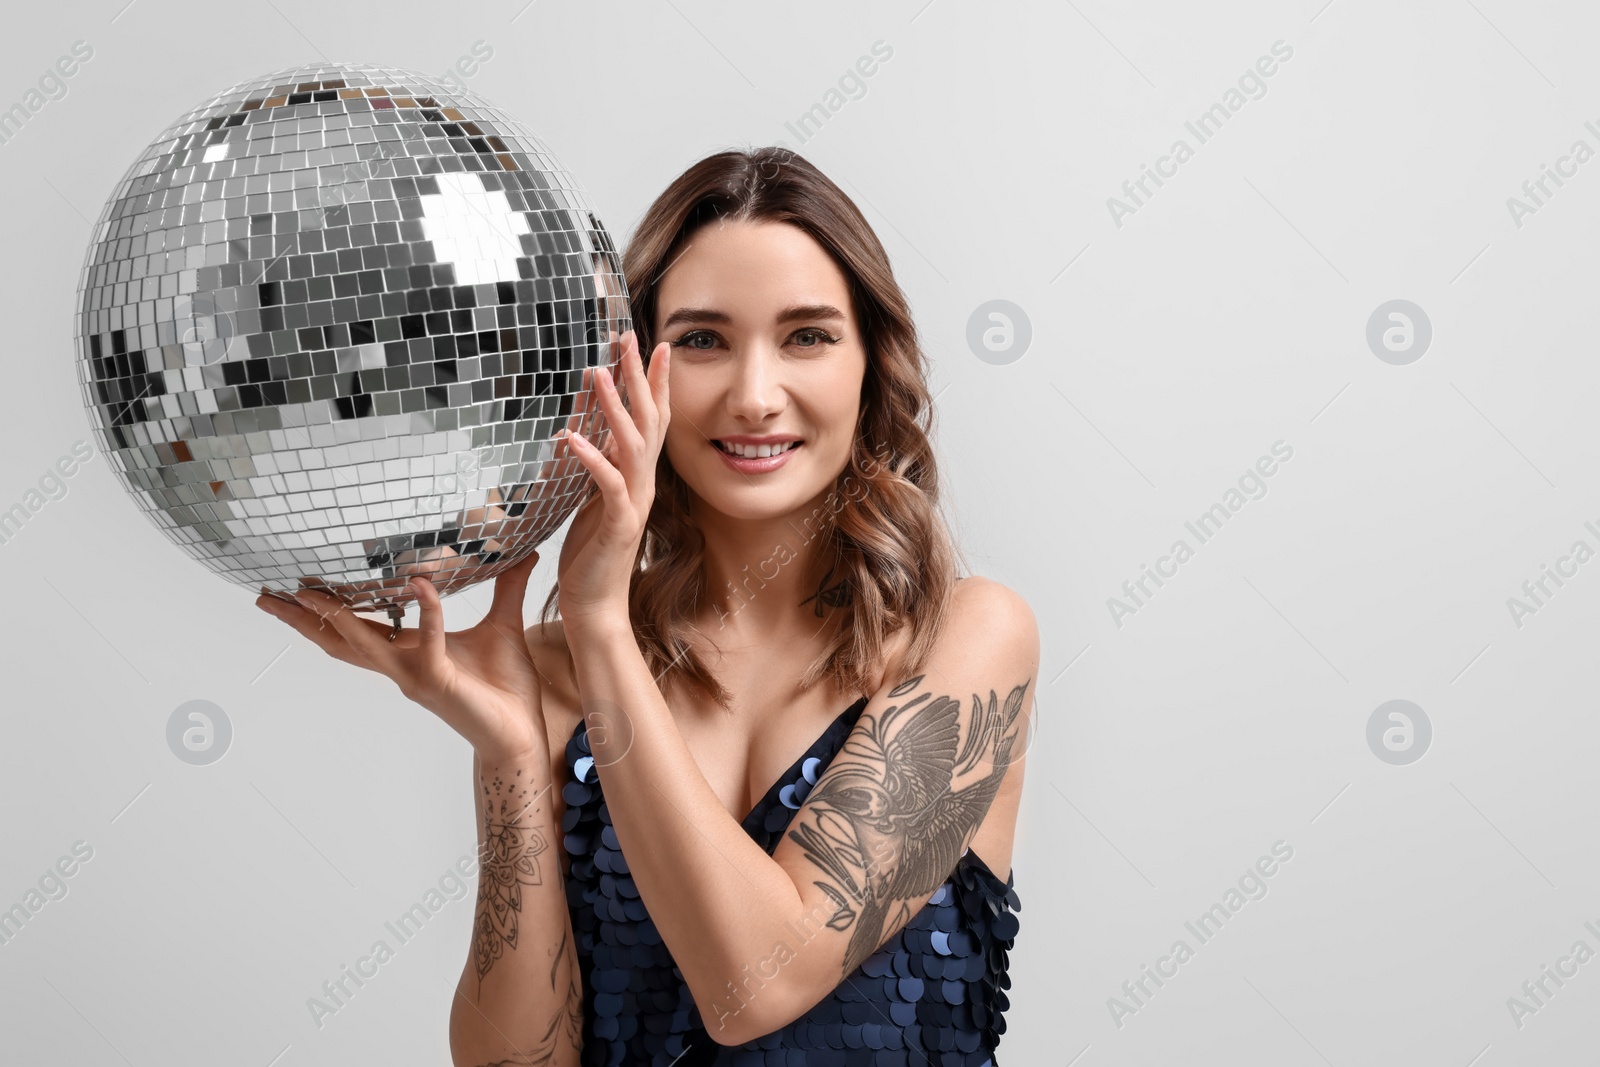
top-left (539, 147), bottom-right (964, 708)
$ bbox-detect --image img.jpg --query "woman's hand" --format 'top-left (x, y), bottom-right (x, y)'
top-left (255, 550), bottom-right (548, 763)
top-left (554, 329), bottom-right (671, 628)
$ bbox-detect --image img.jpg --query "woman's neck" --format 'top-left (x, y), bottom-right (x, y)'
top-left (692, 514), bottom-right (847, 636)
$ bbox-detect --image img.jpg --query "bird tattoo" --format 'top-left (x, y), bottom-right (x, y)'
top-left (786, 673), bottom-right (1030, 977)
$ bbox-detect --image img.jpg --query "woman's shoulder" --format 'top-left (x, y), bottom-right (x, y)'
top-left (954, 573), bottom-right (1033, 609)
top-left (870, 576), bottom-right (1035, 694)
top-left (949, 575), bottom-right (1039, 649)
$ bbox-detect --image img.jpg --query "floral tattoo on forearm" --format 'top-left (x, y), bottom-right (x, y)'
top-left (786, 673), bottom-right (1030, 978)
top-left (474, 766), bottom-right (549, 984)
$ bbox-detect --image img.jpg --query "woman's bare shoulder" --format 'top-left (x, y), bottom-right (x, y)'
top-left (868, 576), bottom-right (1032, 693)
top-left (952, 574), bottom-right (1036, 629)
top-left (952, 576), bottom-right (1039, 679)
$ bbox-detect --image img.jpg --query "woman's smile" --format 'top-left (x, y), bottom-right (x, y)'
top-left (711, 435), bottom-right (805, 473)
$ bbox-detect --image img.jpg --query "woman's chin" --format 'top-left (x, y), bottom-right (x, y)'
top-left (687, 480), bottom-right (825, 524)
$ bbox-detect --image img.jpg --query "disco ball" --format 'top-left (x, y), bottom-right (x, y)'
top-left (74, 62), bottom-right (629, 626)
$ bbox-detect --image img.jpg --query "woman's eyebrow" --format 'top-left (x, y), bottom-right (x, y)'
top-left (660, 306), bottom-right (729, 330)
top-left (775, 303), bottom-right (847, 325)
top-left (660, 303), bottom-right (847, 331)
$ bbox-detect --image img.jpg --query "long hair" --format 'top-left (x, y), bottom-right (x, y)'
top-left (539, 147), bottom-right (963, 708)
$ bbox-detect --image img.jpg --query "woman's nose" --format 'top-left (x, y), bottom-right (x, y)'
top-left (725, 344), bottom-right (785, 421)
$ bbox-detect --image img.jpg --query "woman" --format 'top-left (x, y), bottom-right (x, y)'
top-left (259, 147), bottom-right (1039, 1066)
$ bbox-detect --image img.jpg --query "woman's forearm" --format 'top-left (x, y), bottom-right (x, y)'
top-left (565, 614), bottom-right (806, 1029)
top-left (449, 747), bottom-right (583, 1067)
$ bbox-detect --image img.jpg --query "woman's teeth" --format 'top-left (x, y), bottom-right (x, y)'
top-left (715, 440), bottom-right (800, 458)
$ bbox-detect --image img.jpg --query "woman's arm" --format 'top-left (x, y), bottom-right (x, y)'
top-left (567, 576), bottom-right (1038, 1046)
top-left (256, 551), bottom-right (584, 1062)
top-left (448, 745), bottom-right (582, 1067)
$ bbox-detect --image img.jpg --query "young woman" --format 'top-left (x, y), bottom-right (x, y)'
top-left (259, 147), bottom-right (1038, 1066)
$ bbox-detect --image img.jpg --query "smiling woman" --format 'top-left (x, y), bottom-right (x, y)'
top-left (517, 148), bottom-right (1038, 1064)
top-left (259, 146), bottom-right (1036, 1067)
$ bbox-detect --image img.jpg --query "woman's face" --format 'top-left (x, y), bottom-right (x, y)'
top-left (653, 219), bottom-right (867, 523)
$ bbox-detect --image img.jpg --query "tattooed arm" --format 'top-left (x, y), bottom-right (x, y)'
top-left (781, 671), bottom-right (1030, 979)
top-left (448, 746), bottom-right (583, 1067)
top-left (774, 578), bottom-right (1037, 985)
top-left (566, 575), bottom-right (1037, 1047)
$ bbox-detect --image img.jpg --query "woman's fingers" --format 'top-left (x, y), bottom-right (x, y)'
top-left (576, 365), bottom-right (605, 438)
top-left (553, 369), bottom-right (605, 458)
top-left (647, 341), bottom-right (671, 437)
top-left (614, 331), bottom-right (649, 432)
top-left (407, 575), bottom-right (449, 675)
top-left (618, 332), bottom-right (665, 445)
top-left (257, 591), bottom-right (357, 659)
top-left (292, 588), bottom-right (398, 670)
top-left (486, 549), bottom-right (540, 633)
top-left (564, 430), bottom-right (632, 532)
top-left (623, 331), bottom-right (670, 446)
top-left (592, 344), bottom-right (642, 463)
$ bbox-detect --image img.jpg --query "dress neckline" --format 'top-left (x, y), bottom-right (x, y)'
top-left (567, 695), bottom-right (870, 825)
top-left (735, 695), bottom-right (869, 828)
top-left (568, 693), bottom-right (1017, 883)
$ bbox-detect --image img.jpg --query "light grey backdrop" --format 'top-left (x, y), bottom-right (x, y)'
top-left (2, 0), bottom-right (1595, 1063)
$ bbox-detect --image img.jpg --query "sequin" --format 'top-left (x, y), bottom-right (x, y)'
top-left (560, 695), bottom-right (1021, 1064)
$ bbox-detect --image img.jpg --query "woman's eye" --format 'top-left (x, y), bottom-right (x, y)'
top-left (670, 331), bottom-right (718, 351)
top-left (793, 329), bottom-right (839, 348)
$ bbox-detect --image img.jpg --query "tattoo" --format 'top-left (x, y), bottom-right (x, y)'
top-left (785, 673), bottom-right (1029, 978)
top-left (473, 767), bottom-right (549, 984)
top-left (466, 925), bottom-right (584, 1067)
top-left (798, 561), bottom-right (852, 616)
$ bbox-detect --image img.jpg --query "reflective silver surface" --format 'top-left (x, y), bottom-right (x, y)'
top-left (74, 62), bottom-right (628, 620)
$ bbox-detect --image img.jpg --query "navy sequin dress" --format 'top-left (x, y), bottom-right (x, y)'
top-left (560, 695), bottom-right (1022, 1066)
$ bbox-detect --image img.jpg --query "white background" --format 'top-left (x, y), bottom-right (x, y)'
top-left (2, 1), bottom-right (1597, 1064)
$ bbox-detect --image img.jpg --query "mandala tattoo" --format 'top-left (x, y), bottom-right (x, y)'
top-left (474, 767), bottom-right (549, 983)
top-left (785, 673), bottom-right (1029, 978)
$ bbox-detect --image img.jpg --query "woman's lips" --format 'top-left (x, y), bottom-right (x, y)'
top-left (711, 440), bottom-right (802, 474)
